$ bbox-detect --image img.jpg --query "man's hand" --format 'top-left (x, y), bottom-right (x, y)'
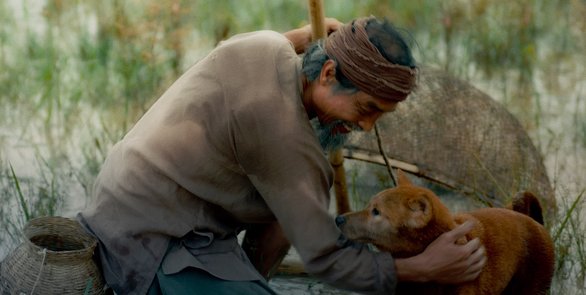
top-left (283, 17), bottom-right (343, 54)
top-left (394, 220), bottom-right (487, 284)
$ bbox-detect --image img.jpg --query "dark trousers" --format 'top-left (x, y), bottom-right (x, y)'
top-left (147, 266), bottom-right (277, 295)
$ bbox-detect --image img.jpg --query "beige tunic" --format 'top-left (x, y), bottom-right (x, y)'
top-left (79, 30), bottom-right (397, 294)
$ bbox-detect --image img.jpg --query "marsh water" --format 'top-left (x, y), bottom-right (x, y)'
top-left (1, 0), bottom-right (585, 293)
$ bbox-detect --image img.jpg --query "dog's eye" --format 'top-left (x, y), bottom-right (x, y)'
top-left (372, 208), bottom-right (380, 216)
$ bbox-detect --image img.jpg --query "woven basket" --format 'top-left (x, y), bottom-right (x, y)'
top-left (0, 216), bottom-right (105, 295)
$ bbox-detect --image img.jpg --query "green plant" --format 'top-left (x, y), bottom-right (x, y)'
top-left (550, 189), bottom-right (586, 293)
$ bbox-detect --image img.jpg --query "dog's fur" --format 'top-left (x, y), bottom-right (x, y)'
top-left (336, 171), bottom-right (555, 295)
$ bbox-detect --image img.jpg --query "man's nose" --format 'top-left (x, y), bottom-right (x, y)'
top-left (358, 114), bottom-right (380, 131)
top-left (358, 111), bottom-right (385, 131)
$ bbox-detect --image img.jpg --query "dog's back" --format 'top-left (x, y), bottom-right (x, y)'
top-left (500, 191), bottom-right (554, 294)
top-left (456, 206), bottom-right (554, 294)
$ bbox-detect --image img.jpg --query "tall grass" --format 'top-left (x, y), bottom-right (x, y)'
top-left (0, 157), bottom-right (66, 254)
top-left (0, 0), bottom-right (584, 293)
top-left (551, 189), bottom-right (586, 293)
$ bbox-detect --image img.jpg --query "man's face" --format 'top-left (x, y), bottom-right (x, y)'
top-left (311, 87), bottom-right (399, 151)
top-left (307, 59), bottom-right (402, 151)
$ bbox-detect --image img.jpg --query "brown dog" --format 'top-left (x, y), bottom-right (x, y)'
top-left (335, 171), bottom-right (554, 294)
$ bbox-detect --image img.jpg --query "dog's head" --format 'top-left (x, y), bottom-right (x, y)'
top-left (335, 171), bottom-right (454, 257)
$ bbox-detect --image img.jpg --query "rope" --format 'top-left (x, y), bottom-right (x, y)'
top-left (374, 123), bottom-right (397, 186)
top-left (30, 248), bottom-right (47, 295)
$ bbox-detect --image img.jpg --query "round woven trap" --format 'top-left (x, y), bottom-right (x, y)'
top-left (0, 216), bottom-right (105, 295)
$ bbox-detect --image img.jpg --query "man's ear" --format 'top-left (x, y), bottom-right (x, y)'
top-left (406, 196), bottom-right (432, 228)
top-left (397, 169), bottom-right (413, 187)
top-left (319, 59), bottom-right (337, 85)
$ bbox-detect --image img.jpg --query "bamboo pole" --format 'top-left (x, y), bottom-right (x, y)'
top-left (308, 0), bottom-right (326, 41)
top-left (330, 149), bottom-right (350, 214)
top-left (307, 0), bottom-right (351, 214)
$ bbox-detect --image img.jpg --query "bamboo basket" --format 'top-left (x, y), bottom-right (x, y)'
top-left (0, 216), bottom-right (105, 295)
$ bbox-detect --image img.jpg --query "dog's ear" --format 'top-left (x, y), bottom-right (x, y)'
top-left (397, 170), bottom-right (413, 187)
top-left (406, 195), bottom-right (432, 228)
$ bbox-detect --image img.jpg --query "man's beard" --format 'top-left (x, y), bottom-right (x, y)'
top-left (311, 118), bottom-right (360, 152)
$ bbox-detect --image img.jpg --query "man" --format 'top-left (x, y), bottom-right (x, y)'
top-left (79, 17), bottom-right (486, 294)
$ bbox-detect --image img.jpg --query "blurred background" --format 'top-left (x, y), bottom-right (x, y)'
top-left (0, 0), bottom-right (584, 293)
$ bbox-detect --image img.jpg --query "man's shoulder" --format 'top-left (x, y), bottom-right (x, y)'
top-left (221, 30), bottom-right (289, 45)
top-left (215, 30), bottom-right (294, 55)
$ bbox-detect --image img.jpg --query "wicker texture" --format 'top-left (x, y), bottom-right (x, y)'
top-left (0, 216), bottom-right (105, 295)
top-left (346, 66), bottom-right (555, 212)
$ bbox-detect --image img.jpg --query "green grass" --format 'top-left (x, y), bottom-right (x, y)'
top-left (9, 163), bottom-right (30, 222)
top-left (551, 189), bottom-right (586, 293)
top-left (0, 156), bottom-right (66, 252)
top-left (0, 0), bottom-right (584, 293)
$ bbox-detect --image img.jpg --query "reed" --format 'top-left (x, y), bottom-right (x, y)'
top-left (551, 189), bottom-right (586, 293)
top-left (9, 163), bottom-right (30, 222)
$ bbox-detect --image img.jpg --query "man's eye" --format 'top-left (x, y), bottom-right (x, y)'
top-left (372, 208), bottom-right (380, 216)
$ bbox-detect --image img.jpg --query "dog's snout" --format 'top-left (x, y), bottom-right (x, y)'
top-left (335, 215), bottom-right (346, 227)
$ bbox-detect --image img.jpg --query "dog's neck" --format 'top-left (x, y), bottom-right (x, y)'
top-left (388, 202), bottom-right (458, 258)
top-left (393, 222), bottom-right (456, 257)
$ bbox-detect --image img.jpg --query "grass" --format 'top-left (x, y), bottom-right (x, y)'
top-left (0, 0), bottom-right (584, 293)
top-left (0, 156), bottom-right (65, 254)
top-left (551, 189), bottom-right (586, 293)
top-left (9, 163), bottom-right (30, 222)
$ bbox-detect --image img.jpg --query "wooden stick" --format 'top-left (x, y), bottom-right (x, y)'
top-left (307, 0), bottom-right (351, 214)
top-left (330, 149), bottom-right (351, 214)
top-left (374, 123), bottom-right (397, 186)
top-left (341, 147), bottom-right (499, 207)
top-left (308, 0), bottom-right (326, 41)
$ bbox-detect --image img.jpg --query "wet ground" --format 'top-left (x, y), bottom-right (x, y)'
top-left (269, 250), bottom-right (358, 295)
top-left (270, 275), bottom-right (357, 295)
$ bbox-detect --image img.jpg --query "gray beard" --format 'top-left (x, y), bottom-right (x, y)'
top-left (311, 118), bottom-right (351, 152)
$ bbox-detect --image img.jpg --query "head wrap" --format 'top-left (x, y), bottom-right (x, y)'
top-left (325, 17), bottom-right (417, 101)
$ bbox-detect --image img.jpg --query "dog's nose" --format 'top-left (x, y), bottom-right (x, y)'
top-left (335, 215), bottom-right (346, 227)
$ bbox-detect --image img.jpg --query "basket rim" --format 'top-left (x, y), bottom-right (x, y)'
top-left (22, 216), bottom-right (97, 255)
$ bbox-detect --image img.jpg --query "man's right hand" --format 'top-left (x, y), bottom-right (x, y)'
top-left (283, 17), bottom-right (343, 54)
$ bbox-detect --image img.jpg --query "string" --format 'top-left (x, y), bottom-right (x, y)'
top-left (30, 248), bottom-right (47, 295)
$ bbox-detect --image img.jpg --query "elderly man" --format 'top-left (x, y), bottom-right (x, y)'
top-left (79, 17), bottom-right (486, 294)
